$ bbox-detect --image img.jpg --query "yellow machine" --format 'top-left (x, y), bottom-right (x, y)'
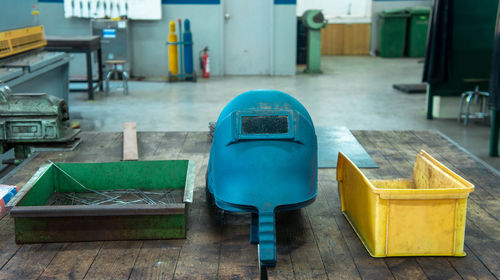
top-left (0, 26), bottom-right (47, 59)
top-left (168, 21), bottom-right (178, 76)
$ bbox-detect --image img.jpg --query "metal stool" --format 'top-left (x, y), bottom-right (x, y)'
top-left (458, 85), bottom-right (490, 126)
top-left (105, 60), bottom-right (129, 96)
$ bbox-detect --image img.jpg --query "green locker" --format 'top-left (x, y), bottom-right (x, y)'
top-left (424, 0), bottom-right (499, 119)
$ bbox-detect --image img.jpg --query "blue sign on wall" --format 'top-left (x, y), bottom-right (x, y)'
top-left (274, 0), bottom-right (296, 4)
top-left (102, 28), bottom-right (116, 39)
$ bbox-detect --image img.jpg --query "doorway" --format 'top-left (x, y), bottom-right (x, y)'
top-left (223, 0), bottom-right (272, 75)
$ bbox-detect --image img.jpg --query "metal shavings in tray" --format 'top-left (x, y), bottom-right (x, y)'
top-left (47, 189), bottom-right (184, 206)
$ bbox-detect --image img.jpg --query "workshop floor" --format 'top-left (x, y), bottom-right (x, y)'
top-left (69, 56), bottom-right (500, 171)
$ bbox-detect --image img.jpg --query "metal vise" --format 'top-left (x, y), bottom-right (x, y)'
top-left (0, 87), bottom-right (79, 145)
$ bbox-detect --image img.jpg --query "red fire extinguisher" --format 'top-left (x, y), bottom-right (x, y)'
top-left (200, 46), bottom-right (210, 78)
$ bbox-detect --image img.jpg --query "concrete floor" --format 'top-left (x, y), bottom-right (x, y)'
top-left (69, 56), bottom-right (500, 171)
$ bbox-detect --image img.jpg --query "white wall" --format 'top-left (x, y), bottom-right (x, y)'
top-left (39, 1), bottom-right (296, 77)
top-left (39, 2), bottom-right (223, 77)
top-left (132, 5), bottom-right (222, 77)
top-left (274, 4), bottom-right (297, 75)
top-left (296, 0), bottom-right (371, 19)
top-left (0, 0), bottom-right (37, 31)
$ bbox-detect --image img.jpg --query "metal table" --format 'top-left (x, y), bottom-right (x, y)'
top-left (45, 35), bottom-right (103, 100)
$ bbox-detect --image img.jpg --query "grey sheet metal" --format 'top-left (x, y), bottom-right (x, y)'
top-left (0, 68), bottom-right (23, 82)
top-left (317, 126), bottom-right (378, 168)
top-left (3, 51), bottom-right (66, 72)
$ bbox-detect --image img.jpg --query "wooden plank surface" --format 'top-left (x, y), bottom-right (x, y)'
top-left (344, 24), bottom-right (371, 55)
top-left (321, 24), bottom-right (345, 55)
top-left (321, 23), bottom-right (370, 55)
top-left (0, 243), bottom-right (63, 279)
top-left (38, 242), bottom-right (102, 280)
top-left (123, 122), bottom-right (139, 161)
top-left (83, 241), bottom-right (142, 280)
top-left (0, 131), bottom-right (497, 279)
top-left (129, 240), bottom-right (182, 279)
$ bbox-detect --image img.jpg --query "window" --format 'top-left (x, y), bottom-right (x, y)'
top-left (241, 115), bottom-right (289, 135)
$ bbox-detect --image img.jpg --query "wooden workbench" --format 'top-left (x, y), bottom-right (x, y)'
top-left (0, 131), bottom-right (498, 280)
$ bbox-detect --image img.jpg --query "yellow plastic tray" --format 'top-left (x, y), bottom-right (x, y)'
top-left (336, 150), bottom-right (474, 257)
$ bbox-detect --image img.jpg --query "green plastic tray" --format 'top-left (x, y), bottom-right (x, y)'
top-left (9, 160), bottom-right (195, 244)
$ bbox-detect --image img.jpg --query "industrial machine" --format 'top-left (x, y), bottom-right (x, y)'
top-left (0, 25), bottom-right (70, 103)
top-left (302, 10), bottom-right (327, 73)
top-left (92, 19), bottom-right (132, 75)
top-left (0, 84), bottom-right (80, 157)
top-left (206, 90), bottom-right (318, 273)
top-left (0, 2), bottom-right (76, 166)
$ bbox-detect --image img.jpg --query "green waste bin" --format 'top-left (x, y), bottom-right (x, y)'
top-left (379, 9), bottom-right (409, 57)
top-left (407, 7), bottom-right (431, 57)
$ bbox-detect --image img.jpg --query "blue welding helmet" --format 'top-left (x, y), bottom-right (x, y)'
top-left (207, 89), bottom-right (317, 269)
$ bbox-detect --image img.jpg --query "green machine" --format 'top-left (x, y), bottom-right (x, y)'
top-left (302, 10), bottom-right (327, 73)
top-left (0, 85), bottom-right (80, 158)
